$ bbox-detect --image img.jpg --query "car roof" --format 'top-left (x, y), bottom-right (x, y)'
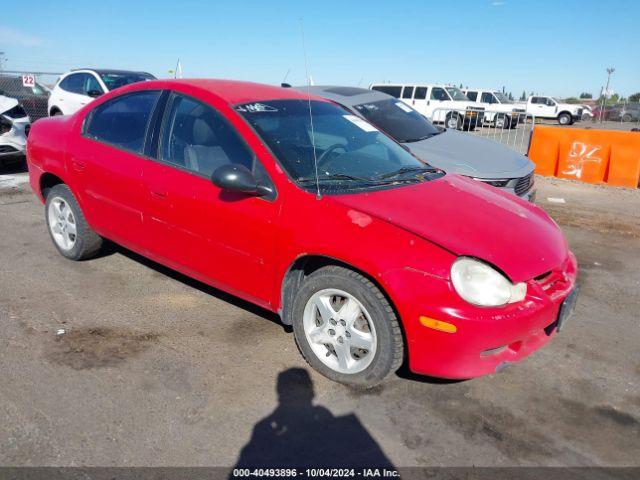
top-left (122, 79), bottom-right (329, 105)
top-left (72, 68), bottom-right (155, 77)
top-left (294, 85), bottom-right (392, 107)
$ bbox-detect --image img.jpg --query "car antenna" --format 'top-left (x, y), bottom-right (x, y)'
top-left (281, 68), bottom-right (291, 88)
top-left (299, 18), bottom-right (321, 200)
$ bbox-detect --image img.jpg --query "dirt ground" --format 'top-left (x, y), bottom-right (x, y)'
top-left (0, 166), bottom-right (638, 468)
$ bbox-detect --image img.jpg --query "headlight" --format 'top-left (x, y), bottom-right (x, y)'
top-left (451, 257), bottom-right (527, 307)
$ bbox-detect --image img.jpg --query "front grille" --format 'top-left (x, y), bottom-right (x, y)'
top-left (514, 173), bottom-right (534, 196)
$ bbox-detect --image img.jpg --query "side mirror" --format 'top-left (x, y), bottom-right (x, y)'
top-left (87, 90), bottom-right (103, 98)
top-left (211, 164), bottom-right (271, 197)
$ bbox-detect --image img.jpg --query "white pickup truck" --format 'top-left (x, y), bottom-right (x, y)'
top-left (523, 95), bottom-right (583, 125)
top-left (463, 89), bottom-right (525, 129)
top-left (370, 83), bottom-right (485, 130)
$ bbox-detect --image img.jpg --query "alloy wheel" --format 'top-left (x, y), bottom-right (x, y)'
top-left (47, 197), bottom-right (77, 251)
top-left (303, 288), bottom-right (377, 374)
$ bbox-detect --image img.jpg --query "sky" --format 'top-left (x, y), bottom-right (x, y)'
top-left (1, 0), bottom-right (638, 98)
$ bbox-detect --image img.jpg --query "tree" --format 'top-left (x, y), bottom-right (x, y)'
top-left (629, 92), bottom-right (640, 103)
top-left (579, 92), bottom-right (593, 99)
top-left (508, 92), bottom-right (514, 101)
top-left (520, 91), bottom-right (527, 101)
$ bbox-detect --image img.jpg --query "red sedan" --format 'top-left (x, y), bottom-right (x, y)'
top-left (26, 79), bottom-right (578, 386)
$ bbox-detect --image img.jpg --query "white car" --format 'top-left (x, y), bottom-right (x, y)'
top-left (524, 95), bottom-right (583, 125)
top-left (0, 95), bottom-right (30, 165)
top-left (463, 89), bottom-right (525, 129)
top-left (48, 69), bottom-right (155, 116)
top-left (370, 83), bottom-right (485, 130)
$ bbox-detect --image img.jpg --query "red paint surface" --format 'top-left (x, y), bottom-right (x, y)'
top-left (27, 79), bottom-right (578, 379)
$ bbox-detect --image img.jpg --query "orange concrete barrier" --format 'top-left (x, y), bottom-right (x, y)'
top-left (528, 125), bottom-right (640, 188)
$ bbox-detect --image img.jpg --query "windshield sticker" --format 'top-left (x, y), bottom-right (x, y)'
top-left (343, 114), bottom-right (378, 132)
top-left (395, 102), bottom-right (413, 113)
top-left (235, 103), bottom-right (279, 113)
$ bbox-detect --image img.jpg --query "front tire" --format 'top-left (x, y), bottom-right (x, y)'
top-left (45, 184), bottom-right (103, 260)
top-left (445, 113), bottom-right (463, 130)
top-left (292, 266), bottom-right (404, 387)
top-left (495, 114), bottom-right (511, 129)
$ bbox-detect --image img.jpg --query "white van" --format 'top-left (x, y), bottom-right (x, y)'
top-left (463, 89), bottom-right (525, 129)
top-left (370, 83), bottom-right (485, 130)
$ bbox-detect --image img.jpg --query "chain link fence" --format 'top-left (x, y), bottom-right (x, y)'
top-left (0, 71), bottom-right (61, 122)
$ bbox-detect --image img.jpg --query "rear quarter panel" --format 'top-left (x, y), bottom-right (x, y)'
top-left (27, 115), bottom-right (76, 203)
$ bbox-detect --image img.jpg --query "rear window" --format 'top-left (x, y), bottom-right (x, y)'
top-left (371, 85), bottom-right (402, 98)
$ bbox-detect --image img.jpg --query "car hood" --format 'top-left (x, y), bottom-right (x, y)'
top-left (405, 129), bottom-right (534, 179)
top-left (332, 174), bottom-right (568, 282)
top-left (0, 95), bottom-right (19, 115)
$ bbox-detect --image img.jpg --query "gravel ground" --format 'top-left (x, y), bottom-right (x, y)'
top-left (0, 165), bottom-right (638, 469)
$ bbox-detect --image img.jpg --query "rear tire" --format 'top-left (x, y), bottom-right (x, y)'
top-left (291, 266), bottom-right (404, 387)
top-left (622, 113), bottom-right (632, 122)
top-left (45, 184), bottom-right (103, 260)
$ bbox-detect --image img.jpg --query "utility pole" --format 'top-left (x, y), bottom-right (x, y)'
top-left (599, 67), bottom-right (615, 123)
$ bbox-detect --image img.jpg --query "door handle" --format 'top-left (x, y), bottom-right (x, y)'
top-left (150, 190), bottom-right (167, 199)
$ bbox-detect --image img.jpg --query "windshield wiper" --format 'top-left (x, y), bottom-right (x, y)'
top-left (298, 172), bottom-right (423, 187)
top-left (376, 166), bottom-right (436, 180)
top-left (298, 173), bottom-right (378, 184)
top-left (402, 131), bottom-right (443, 143)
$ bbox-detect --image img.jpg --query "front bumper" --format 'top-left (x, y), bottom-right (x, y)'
top-left (383, 253), bottom-right (578, 379)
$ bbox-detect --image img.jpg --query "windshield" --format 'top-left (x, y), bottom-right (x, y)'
top-left (236, 100), bottom-right (441, 192)
top-left (493, 92), bottom-right (513, 104)
top-left (353, 99), bottom-right (440, 143)
top-left (99, 72), bottom-right (155, 91)
top-left (445, 87), bottom-right (469, 101)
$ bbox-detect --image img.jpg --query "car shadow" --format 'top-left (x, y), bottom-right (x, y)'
top-left (231, 368), bottom-right (396, 470)
top-left (108, 243), bottom-right (287, 331)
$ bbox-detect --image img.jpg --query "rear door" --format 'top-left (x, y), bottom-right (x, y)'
top-left (143, 92), bottom-right (279, 307)
top-left (73, 89), bottom-right (161, 249)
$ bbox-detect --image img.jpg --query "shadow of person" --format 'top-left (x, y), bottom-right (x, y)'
top-left (233, 368), bottom-right (395, 470)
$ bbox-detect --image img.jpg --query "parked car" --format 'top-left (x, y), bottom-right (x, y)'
top-left (48, 69), bottom-right (156, 116)
top-left (27, 79), bottom-right (578, 386)
top-left (525, 96), bottom-right (583, 125)
top-left (0, 74), bottom-right (50, 121)
top-left (462, 88), bottom-right (525, 128)
top-left (609, 103), bottom-right (640, 122)
top-left (0, 94), bottom-right (30, 164)
top-left (591, 104), bottom-right (613, 121)
top-left (580, 104), bottom-right (594, 121)
top-left (370, 83), bottom-right (485, 130)
top-left (296, 86), bottom-right (535, 201)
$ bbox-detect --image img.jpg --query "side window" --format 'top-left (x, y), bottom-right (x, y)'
top-left (59, 74), bottom-right (85, 94)
top-left (84, 75), bottom-right (103, 95)
top-left (466, 91), bottom-right (478, 101)
top-left (85, 90), bottom-right (159, 153)
top-left (160, 93), bottom-right (254, 177)
top-left (371, 85), bottom-right (402, 98)
top-left (546, 98), bottom-right (556, 106)
top-left (531, 97), bottom-right (543, 104)
top-left (431, 87), bottom-right (448, 101)
top-left (414, 87), bottom-right (428, 100)
top-left (402, 86), bottom-right (414, 99)
top-left (481, 92), bottom-right (494, 104)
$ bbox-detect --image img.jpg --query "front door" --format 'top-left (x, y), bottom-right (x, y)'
top-left (144, 92), bottom-right (279, 307)
top-left (429, 87), bottom-right (449, 122)
top-left (411, 86), bottom-right (429, 117)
